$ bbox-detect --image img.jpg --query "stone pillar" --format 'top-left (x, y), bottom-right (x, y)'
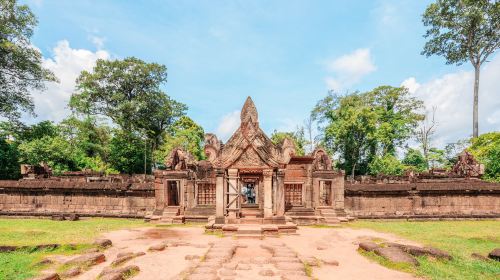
top-left (334, 171), bottom-right (345, 210)
top-left (227, 168), bottom-right (239, 219)
top-left (263, 169), bottom-right (273, 218)
top-left (276, 169), bottom-right (286, 216)
top-left (305, 164), bottom-right (313, 208)
top-left (215, 168), bottom-right (225, 223)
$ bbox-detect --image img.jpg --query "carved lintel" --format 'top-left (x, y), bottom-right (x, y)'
top-left (263, 169), bottom-right (273, 177)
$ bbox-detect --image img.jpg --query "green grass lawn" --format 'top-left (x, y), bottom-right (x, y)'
top-left (0, 218), bottom-right (146, 280)
top-left (349, 220), bottom-right (500, 280)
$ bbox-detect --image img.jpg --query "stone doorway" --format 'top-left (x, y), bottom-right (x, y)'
top-left (319, 181), bottom-right (333, 206)
top-left (285, 183), bottom-right (303, 209)
top-left (240, 177), bottom-right (259, 206)
top-left (166, 181), bottom-right (179, 206)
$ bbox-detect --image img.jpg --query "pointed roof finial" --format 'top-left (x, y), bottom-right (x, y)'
top-left (241, 96), bottom-right (258, 124)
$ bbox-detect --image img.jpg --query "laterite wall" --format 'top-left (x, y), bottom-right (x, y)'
top-left (344, 179), bottom-right (500, 219)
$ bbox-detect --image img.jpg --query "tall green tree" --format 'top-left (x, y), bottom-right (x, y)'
top-left (313, 86), bottom-right (424, 177)
top-left (422, 0), bottom-right (500, 138)
top-left (312, 91), bottom-right (377, 177)
top-left (0, 0), bottom-right (57, 121)
top-left (155, 116), bottom-right (205, 164)
top-left (270, 127), bottom-right (307, 156)
top-left (70, 57), bottom-right (186, 158)
top-left (70, 57), bottom-right (184, 130)
top-left (368, 86), bottom-right (424, 155)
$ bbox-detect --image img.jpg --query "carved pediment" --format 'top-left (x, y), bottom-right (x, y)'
top-left (229, 147), bottom-right (270, 169)
top-left (204, 96), bottom-right (297, 169)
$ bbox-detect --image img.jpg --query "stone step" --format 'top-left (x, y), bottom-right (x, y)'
top-left (237, 226), bottom-right (262, 235)
top-left (239, 218), bottom-right (263, 224)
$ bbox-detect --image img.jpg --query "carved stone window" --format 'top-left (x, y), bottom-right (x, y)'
top-left (285, 183), bottom-right (302, 206)
top-left (197, 183), bottom-right (216, 205)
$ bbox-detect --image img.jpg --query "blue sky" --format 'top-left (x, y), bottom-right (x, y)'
top-left (23, 0), bottom-right (500, 147)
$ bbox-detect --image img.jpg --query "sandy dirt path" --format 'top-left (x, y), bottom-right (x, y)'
top-left (67, 225), bottom-right (421, 280)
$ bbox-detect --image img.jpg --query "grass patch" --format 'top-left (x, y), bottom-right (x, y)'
top-left (349, 220), bottom-right (500, 280)
top-left (0, 218), bottom-right (146, 280)
top-left (0, 218), bottom-right (146, 246)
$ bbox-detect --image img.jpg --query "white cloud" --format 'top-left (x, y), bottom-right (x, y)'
top-left (28, 40), bottom-right (110, 123)
top-left (324, 48), bottom-right (376, 91)
top-left (216, 110), bottom-right (240, 142)
top-left (400, 77), bottom-right (421, 94)
top-left (89, 35), bottom-right (106, 50)
top-left (403, 54), bottom-right (500, 148)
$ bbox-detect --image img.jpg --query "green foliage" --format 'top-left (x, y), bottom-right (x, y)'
top-left (468, 132), bottom-right (500, 182)
top-left (428, 147), bottom-right (446, 169)
top-left (108, 130), bottom-right (150, 174)
top-left (17, 135), bottom-right (77, 174)
top-left (422, 0), bottom-right (500, 66)
top-left (368, 154), bottom-right (405, 176)
top-left (270, 127), bottom-right (307, 156)
top-left (155, 116), bottom-right (205, 164)
top-left (70, 57), bottom-right (186, 142)
top-left (0, 0), bottom-right (57, 121)
top-left (368, 86), bottom-right (424, 155)
top-left (0, 138), bottom-right (20, 179)
top-left (312, 86), bottom-right (423, 176)
top-left (402, 148), bottom-right (428, 172)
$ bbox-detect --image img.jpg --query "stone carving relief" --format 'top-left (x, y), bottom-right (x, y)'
top-left (204, 133), bottom-right (221, 162)
top-left (313, 148), bottom-right (332, 171)
top-left (165, 148), bottom-right (196, 170)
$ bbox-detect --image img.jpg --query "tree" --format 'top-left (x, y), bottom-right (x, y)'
top-left (0, 138), bottom-right (20, 179)
top-left (70, 57), bottom-right (186, 159)
top-left (303, 116), bottom-right (315, 153)
top-left (312, 91), bottom-right (377, 177)
top-left (312, 87), bottom-right (423, 177)
top-left (368, 86), bottom-right (424, 155)
top-left (402, 148), bottom-right (429, 172)
top-left (155, 116), bottom-right (205, 165)
top-left (70, 57), bottom-right (183, 130)
top-left (17, 135), bottom-right (77, 174)
top-left (468, 131), bottom-right (500, 181)
top-left (0, 0), bottom-right (57, 121)
top-left (422, 0), bottom-right (500, 138)
top-left (58, 116), bottom-right (112, 172)
top-left (270, 127), bottom-right (308, 156)
top-left (368, 154), bottom-right (405, 176)
top-left (428, 148), bottom-right (447, 169)
top-left (108, 129), bottom-right (150, 174)
top-left (415, 107), bottom-right (437, 165)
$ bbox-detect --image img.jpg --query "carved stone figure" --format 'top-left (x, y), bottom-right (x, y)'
top-left (165, 148), bottom-right (195, 170)
top-left (312, 148), bottom-right (332, 171)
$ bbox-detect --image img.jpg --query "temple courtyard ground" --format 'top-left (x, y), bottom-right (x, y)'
top-left (0, 219), bottom-right (498, 280)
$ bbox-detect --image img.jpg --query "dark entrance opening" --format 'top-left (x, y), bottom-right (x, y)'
top-left (167, 181), bottom-right (179, 206)
top-left (242, 182), bottom-right (256, 204)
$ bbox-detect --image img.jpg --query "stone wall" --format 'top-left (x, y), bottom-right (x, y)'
top-left (345, 179), bottom-right (500, 219)
top-left (0, 180), bottom-right (155, 218)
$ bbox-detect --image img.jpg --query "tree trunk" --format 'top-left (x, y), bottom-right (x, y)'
top-left (473, 65), bottom-right (480, 138)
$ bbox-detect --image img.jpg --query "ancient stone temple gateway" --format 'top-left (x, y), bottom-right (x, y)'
top-left (153, 97), bottom-right (345, 228)
top-left (0, 97), bottom-right (498, 223)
